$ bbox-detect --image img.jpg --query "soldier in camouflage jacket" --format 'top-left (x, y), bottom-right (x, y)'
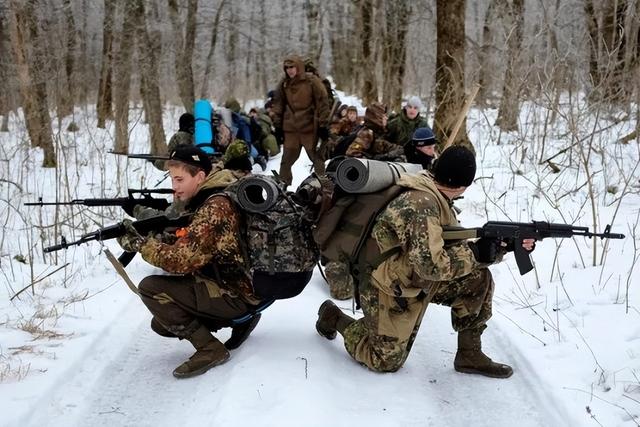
top-left (316, 146), bottom-right (536, 378)
top-left (117, 145), bottom-right (261, 379)
top-left (345, 102), bottom-right (405, 161)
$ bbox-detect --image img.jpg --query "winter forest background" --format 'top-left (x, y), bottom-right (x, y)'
top-left (1, 1), bottom-right (640, 426)
top-left (1, 0), bottom-right (638, 166)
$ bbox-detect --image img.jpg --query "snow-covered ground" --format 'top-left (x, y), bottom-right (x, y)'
top-left (1, 96), bottom-right (639, 427)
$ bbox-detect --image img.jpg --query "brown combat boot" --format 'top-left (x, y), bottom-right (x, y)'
top-left (224, 314), bottom-right (261, 350)
top-left (315, 300), bottom-right (354, 340)
top-left (454, 329), bottom-right (513, 378)
top-left (172, 326), bottom-right (230, 379)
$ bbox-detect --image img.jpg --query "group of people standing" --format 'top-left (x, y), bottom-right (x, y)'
top-left (114, 53), bottom-right (537, 381)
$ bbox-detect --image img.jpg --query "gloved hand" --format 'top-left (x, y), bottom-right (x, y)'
top-left (274, 127), bottom-right (284, 145)
top-left (317, 126), bottom-right (329, 141)
top-left (116, 219), bottom-right (146, 252)
top-left (469, 238), bottom-right (501, 264)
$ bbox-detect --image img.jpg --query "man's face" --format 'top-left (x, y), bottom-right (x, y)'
top-left (347, 111), bottom-right (357, 122)
top-left (406, 105), bottom-right (419, 119)
top-left (285, 65), bottom-right (297, 79)
top-left (169, 165), bottom-right (206, 201)
top-left (417, 144), bottom-right (436, 157)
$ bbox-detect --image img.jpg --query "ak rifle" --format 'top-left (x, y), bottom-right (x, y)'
top-left (43, 214), bottom-right (193, 266)
top-left (24, 188), bottom-right (173, 216)
top-left (442, 221), bottom-right (625, 275)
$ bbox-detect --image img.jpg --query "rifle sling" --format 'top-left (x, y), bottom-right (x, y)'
top-left (104, 248), bottom-right (140, 296)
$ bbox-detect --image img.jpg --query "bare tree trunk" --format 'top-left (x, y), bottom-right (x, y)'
top-left (257, 0), bottom-right (268, 96)
top-left (0, 13), bottom-right (11, 132)
top-left (328, 2), bottom-right (353, 91)
top-left (359, 0), bottom-right (378, 105)
top-left (113, 0), bottom-right (137, 152)
top-left (602, 0), bottom-right (630, 102)
top-left (434, 0), bottom-right (471, 150)
top-left (478, 0), bottom-right (497, 105)
top-left (305, 0), bottom-right (321, 65)
top-left (96, 0), bottom-right (115, 128)
top-left (382, 0), bottom-right (409, 112)
top-left (78, 0), bottom-right (89, 104)
top-left (200, 0), bottom-right (227, 99)
top-left (135, 0), bottom-right (166, 156)
top-left (168, 0), bottom-right (197, 112)
top-left (224, 2), bottom-right (239, 97)
top-left (59, 0), bottom-right (77, 120)
top-left (495, 0), bottom-right (525, 132)
top-left (8, 0), bottom-right (55, 167)
top-left (584, 0), bottom-right (601, 95)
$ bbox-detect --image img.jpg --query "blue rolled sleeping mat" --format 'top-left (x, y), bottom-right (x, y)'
top-left (194, 100), bottom-right (215, 154)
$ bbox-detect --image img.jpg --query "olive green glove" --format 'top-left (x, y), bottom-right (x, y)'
top-left (116, 219), bottom-right (146, 252)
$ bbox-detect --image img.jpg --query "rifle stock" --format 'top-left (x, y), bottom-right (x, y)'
top-left (442, 221), bottom-right (625, 275)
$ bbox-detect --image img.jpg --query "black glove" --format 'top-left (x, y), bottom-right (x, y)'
top-left (317, 126), bottom-right (329, 141)
top-left (274, 127), bottom-right (284, 145)
top-left (469, 238), bottom-right (501, 264)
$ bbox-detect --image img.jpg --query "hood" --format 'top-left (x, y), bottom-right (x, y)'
top-left (363, 102), bottom-right (386, 133)
top-left (283, 55), bottom-right (305, 79)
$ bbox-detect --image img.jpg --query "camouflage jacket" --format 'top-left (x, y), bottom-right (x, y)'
top-left (345, 127), bottom-right (405, 161)
top-left (138, 168), bottom-right (256, 302)
top-left (370, 171), bottom-right (480, 298)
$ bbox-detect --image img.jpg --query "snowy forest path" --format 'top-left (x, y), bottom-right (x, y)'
top-left (17, 276), bottom-right (575, 427)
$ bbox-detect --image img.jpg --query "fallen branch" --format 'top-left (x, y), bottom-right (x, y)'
top-left (10, 263), bottom-right (70, 301)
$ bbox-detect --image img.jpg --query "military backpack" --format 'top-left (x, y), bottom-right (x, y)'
top-left (225, 174), bottom-right (319, 300)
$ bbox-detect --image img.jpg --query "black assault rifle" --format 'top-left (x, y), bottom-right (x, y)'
top-left (108, 150), bottom-right (222, 160)
top-left (442, 221), bottom-right (625, 275)
top-left (24, 188), bottom-right (173, 216)
top-left (43, 213), bottom-right (193, 266)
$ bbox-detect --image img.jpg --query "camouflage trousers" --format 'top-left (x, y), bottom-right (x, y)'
top-left (138, 274), bottom-right (251, 338)
top-left (279, 131), bottom-right (325, 185)
top-left (342, 268), bottom-right (494, 372)
top-left (323, 261), bottom-right (353, 300)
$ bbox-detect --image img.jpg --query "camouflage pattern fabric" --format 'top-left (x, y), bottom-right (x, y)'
top-left (337, 172), bottom-right (494, 372)
top-left (323, 261), bottom-right (353, 300)
top-left (167, 130), bottom-right (194, 153)
top-left (139, 195), bottom-right (255, 301)
top-left (342, 267), bottom-right (494, 372)
top-left (223, 140), bottom-right (250, 164)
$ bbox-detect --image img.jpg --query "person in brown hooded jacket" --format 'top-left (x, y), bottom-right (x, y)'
top-left (271, 55), bottom-right (330, 186)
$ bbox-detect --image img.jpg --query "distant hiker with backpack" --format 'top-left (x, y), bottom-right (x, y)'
top-left (153, 113), bottom-right (195, 170)
top-left (386, 96), bottom-right (430, 147)
top-left (116, 145), bottom-right (264, 379)
top-left (344, 102), bottom-right (404, 161)
top-left (271, 54), bottom-right (330, 186)
top-left (315, 146), bottom-right (536, 377)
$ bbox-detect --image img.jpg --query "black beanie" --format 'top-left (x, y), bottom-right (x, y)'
top-left (169, 145), bottom-right (212, 175)
top-left (178, 113), bottom-right (195, 134)
top-left (432, 146), bottom-right (476, 187)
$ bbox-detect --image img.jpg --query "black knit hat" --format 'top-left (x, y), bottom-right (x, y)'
top-left (432, 146), bottom-right (476, 187)
top-left (169, 145), bottom-right (212, 175)
top-left (178, 113), bottom-right (195, 134)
